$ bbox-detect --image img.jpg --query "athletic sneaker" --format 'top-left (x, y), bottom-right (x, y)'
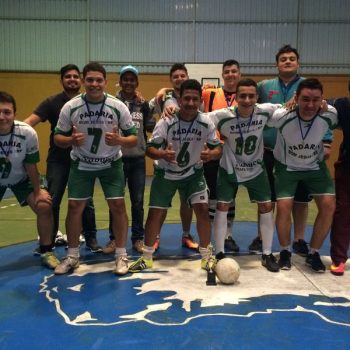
top-left (129, 256), bottom-right (153, 273)
top-left (248, 236), bottom-right (263, 254)
top-left (224, 236), bottom-right (240, 253)
top-left (85, 237), bottom-right (103, 253)
top-left (278, 250), bottom-right (292, 270)
top-left (215, 251), bottom-right (226, 260)
top-left (306, 252), bottom-right (325, 273)
top-left (114, 256), bottom-right (129, 275)
top-left (153, 236), bottom-right (160, 252)
top-left (55, 230), bottom-right (67, 246)
top-left (330, 262), bottom-right (345, 276)
top-left (54, 256), bottom-right (80, 275)
top-left (33, 245), bottom-right (55, 256)
top-left (41, 251), bottom-right (60, 269)
top-left (33, 246), bottom-right (41, 256)
top-left (182, 234), bottom-right (199, 250)
top-left (132, 240), bottom-right (144, 254)
top-left (102, 239), bottom-right (116, 254)
top-left (262, 254), bottom-right (280, 272)
top-left (292, 239), bottom-right (309, 256)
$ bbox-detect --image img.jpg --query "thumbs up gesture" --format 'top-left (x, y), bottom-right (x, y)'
top-left (164, 142), bottom-right (177, 164)
top-left (71, 126), bottom-right (85, 146)
top-left (105, 126), bottom-right (120, 146)
top-left (200, 143), bottom-right (211, 163)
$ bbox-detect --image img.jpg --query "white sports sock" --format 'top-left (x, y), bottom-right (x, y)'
top-left (259, 211), bottom-right (274, 255)
top-left (67, 247), bottom-right (80, 258)
top-left (214, 209), bottom-right (228, 254)
top-left (199, 246), bottom-right (209, 259)
top-left (143, 245), bottom-right (155, 260)
top-left (115, 247), bottom-right (127, 258)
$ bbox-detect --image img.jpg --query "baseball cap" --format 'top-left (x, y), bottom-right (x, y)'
top-left (119, 65), bottom-right (139, 78)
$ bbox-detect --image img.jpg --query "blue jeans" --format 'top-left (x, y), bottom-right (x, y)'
top-left (109, 156), bottom-right (145, 242)
top-left (46, 161), bottom-right (96, 241)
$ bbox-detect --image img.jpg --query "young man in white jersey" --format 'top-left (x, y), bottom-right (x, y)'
top-left (149, 63), bottom-right (199, 251)
top-left (129, 79), bottom-right (222, 273)
top-left (210, 79), bottom-right (280, 272)
top-left (268, 78), bottom-right (337, 272)
top-left (24, 64), bottom-right (101, 253)
top-left (0, 91), bottom-right (59, 269)
top-left (53, 62), bottom-right (138, 275)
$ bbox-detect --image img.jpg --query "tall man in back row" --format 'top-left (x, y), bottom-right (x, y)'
top-left (268, 78), bottom-right (337, 272)
top-left (249, 45), bottom-right (333, 255)
top-left (54, 62), bottom-right (137, 275)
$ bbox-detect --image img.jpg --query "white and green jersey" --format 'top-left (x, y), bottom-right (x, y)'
top-left (209, 104), bottom-right (280, 182)
top-left (0, 121), bottom-right (39, 186)
top-left (268, 106), bottom-right (338, 171)
top-left (55, 93), bottom-right (136, 171)
top-left (147, 112), bottom-right (220, 180)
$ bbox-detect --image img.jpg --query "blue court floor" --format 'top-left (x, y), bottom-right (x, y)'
top-left (0, 222), bottom-right (349, 350)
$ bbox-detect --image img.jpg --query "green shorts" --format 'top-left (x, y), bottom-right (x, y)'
top-left (274, 160), bottom-right (335, 199)
top-left (0, 177), bottom-right (33, 206)
top-left (149, 168), bottom-right (208, 208)
top-left (68, 159), bottom-right (125, 200)
top-left (216, 167), bottom-right (271, 203)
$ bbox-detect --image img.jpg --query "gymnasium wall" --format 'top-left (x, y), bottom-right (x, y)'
top-left (0, 72), bottom-right (348, 176)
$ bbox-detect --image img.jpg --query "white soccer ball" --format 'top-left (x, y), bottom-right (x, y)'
top-left (215, 257), bottom-right (240, 285)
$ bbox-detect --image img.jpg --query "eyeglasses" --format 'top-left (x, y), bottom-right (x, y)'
top-left (237, 94), bottom-right (256, 99)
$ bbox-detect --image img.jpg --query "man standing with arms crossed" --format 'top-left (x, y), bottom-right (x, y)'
top-left (54, 62), bottom-right (137, 275)
top-left (24, 64), bottom-right (101, 253)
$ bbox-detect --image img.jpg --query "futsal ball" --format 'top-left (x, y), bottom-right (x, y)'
top-left (215, 258), bottom-right (240, 285)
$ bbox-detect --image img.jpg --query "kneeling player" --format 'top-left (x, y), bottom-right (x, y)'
top-left (0, 91), bottom-right (59, 269)
top-left (129, 80), bottom-right (222, 272)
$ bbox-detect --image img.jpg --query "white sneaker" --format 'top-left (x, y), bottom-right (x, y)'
top-left (55, 230), bottom-right (67, 246)
top-left (54, 256), bottom-right (80, 275)
top-left (114, 256), bottom-right (129, 275)
top-left (79, 234), bottom-right (86, 244)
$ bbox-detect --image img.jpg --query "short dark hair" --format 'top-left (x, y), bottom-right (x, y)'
top-left (275, 45), bottom-right (300, 62)
top-left (0, 91), bottom-right (16, 113)
top-left (60, 64), bottom-right (80, 80)
top-left (179, 79), bottom-right (202, 97)
top-left (83, 62), bottom-right (106, 78)
top-left (236, 78), bottom-right (257, 93)
top-left (169, 63), bottom-right (188, 77)
top-left (296, 78), bottom-right (323, 96)
top-left (222, 59), bottom-right (240, 70)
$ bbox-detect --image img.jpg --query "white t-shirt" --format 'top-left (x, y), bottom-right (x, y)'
top-left (148, 112), bottom-right (220, 180)
top-left (268, 106), bottom-right (338, 171)
top-left (209, 103), bottom-right (280, 182)
top-left (0, 121), bottom-right (39, 186)
top-left (55, 93), bottom-right (136, 171)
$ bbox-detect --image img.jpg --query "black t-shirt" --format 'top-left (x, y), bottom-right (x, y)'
top-left (334, 97), bottom-right (350, 163)
top-left (34, 91), bottom-right (71, 163)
